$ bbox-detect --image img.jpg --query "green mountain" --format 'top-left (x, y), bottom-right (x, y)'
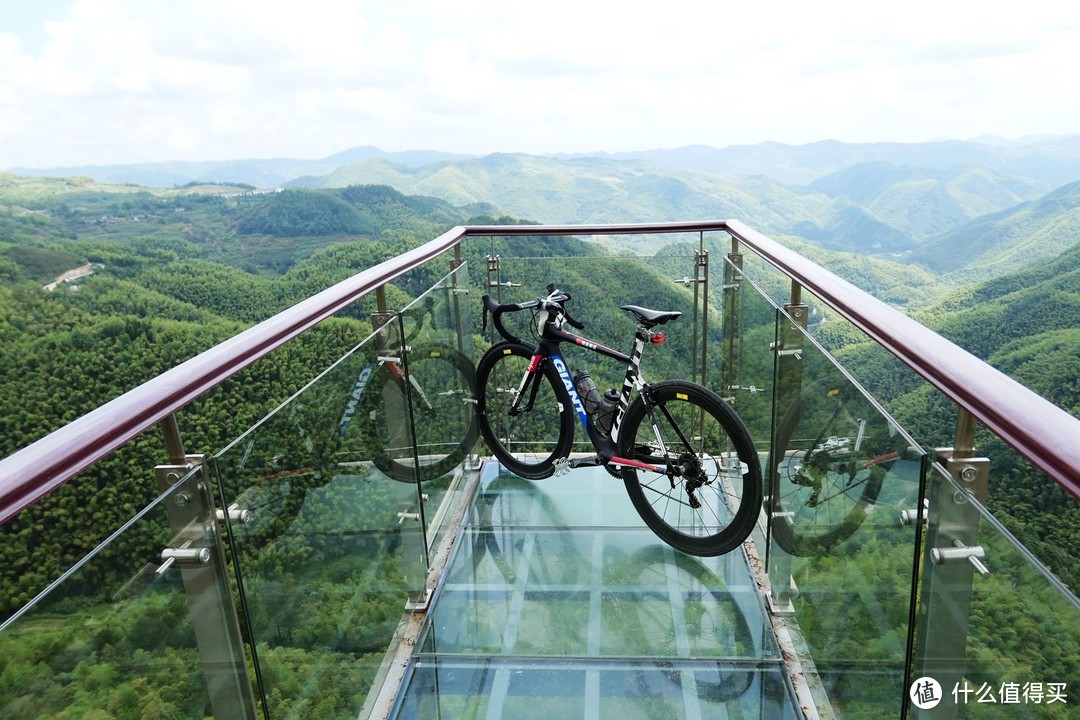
top-left (808, 162), bottom-right (1050, 240)
top-left (0, 176), bottom-right (499, 276)
top-left (289, 154), bottom-right (925, 255)
top-left (919, 240), bottom-right (1080, 360)
top-left (905, 180), bottom-right (1080, 279)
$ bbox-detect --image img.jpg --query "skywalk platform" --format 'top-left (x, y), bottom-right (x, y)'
top-left (387, 463), bottom-right (801, 719)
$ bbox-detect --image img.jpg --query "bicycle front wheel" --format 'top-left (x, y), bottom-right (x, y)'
top-left (476, 341), bottom-right (574, 479)
top-left (619, 380), bottom-right (762, 557)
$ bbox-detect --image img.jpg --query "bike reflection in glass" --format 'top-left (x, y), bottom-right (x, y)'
top-left (768, 379), bottom-right (919, 556)
top-left (337, 300), bottom-right (478, 483)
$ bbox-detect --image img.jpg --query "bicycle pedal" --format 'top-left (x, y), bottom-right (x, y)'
top-left (552, 458), bottom-right (571, 476)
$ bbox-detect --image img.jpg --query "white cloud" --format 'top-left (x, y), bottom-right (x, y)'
top-left (1, 0), bottom-right (1078, 167)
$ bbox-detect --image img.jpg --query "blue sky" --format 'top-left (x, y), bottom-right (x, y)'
top-left (2, 0), bottom-right (1079, 168)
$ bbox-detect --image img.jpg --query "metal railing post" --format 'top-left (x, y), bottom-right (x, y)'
top-left (911, 408), bottom-right (990, 719)
top-left (697, 245), bottom-right (710, 389)
top-left (450, 242), bottom-right (468, 356)
top-left (155, 416), bottom-right (258, 720)
top-left (721, 235), bottom-right (743, 403)
top-left (767, 280), bottom-right (808, 613)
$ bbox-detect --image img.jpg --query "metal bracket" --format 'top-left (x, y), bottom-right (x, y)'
top-left (727, 384), bottom-right (765, 399)
top-left (935, 450), bottom-right (990, 504)
top-left (901, 498), bottom-right (930, 527)
top-left (216, 504), bottom-right (251, 525)
top-left (932, 539), bottom-right (990, 578)
top-left (397, 511), bottom-right (421, 525)
top-left (371, 312), bottom-right (395, 332)
top-left (405, 588), bottom-right (433, 613)
top-left (157, 539), bottom-right (212, 576)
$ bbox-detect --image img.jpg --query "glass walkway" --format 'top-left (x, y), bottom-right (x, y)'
top-left (390, 463), bottom-right (799, 719)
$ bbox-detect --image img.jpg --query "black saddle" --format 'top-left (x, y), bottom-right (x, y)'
top-left (621, 305), bottom-right (682, 327)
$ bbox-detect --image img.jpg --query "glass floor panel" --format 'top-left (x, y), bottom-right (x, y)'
top-left (391, 465), bottom-right (799, 719)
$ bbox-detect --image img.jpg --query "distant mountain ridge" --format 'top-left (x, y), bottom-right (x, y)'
top-left (5, 147), bottom-right (475, 189)
top-left (586, 136), bottom-right (1080, 185)
top-left (8, 135), bottom-right (1080, 283)
top-left (808, 162), bottom-right (1052, 240)
top-left (9, 135), bottom-right (1080, 189)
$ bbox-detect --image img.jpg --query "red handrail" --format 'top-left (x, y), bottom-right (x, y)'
top-left (2, 220), bottom-right (1078, 526)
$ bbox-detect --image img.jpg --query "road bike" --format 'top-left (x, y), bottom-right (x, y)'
top-left (475, 284), bottom-right (763, 557)
top-left (767, 378), bottom-right (917, 555)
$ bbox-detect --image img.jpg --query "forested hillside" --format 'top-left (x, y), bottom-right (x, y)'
top-left (906, 180), bottom-right (1080, 280)
top-left (1, 169), bottom-right (1079, 718)
top-left (807, 161), bottom-right (1050, 240)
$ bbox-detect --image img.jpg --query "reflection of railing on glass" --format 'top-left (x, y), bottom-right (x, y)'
top-left (768, 379), bottom-right (920, 556)
top-left (476, 284), bottom-right (763, 558)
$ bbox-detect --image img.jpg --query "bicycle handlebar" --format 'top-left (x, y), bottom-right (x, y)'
top-left (482, 283), bottom-right (584, 344)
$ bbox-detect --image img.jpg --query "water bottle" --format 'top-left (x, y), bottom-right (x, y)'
top-left (572, 371), bottom-right (602, 415)
top-left (596, 389), bottom-right (619, 436)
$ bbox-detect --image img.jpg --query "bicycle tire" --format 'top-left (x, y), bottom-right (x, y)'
top-left (476, 341), bottom-right (574, 479)
top-left (768, 380), bottom-right (890, 556)
top-left (619, 380), bottom-right (762, 557)
top-left (356, 345), bottom-right (478, 483)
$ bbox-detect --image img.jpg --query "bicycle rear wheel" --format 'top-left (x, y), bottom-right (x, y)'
top-left (619, 380), bottom-right (762, 557)
top-left (476, 341), bottom-right (574, 479)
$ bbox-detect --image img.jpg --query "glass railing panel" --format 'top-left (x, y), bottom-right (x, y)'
top-left (912, 463), bottom-right (1080, 719)
top-left (0, 467), bottom-right (252, 719)
top-left (763, 299), bottom-right (927, 719)
top-left (720, 250), bottom-right (780, 469)
top-left (212, 316), bottom-right (429, 720)
top-left (393, 262), bottom-right (479, 551)
top-left (0, 436), bottom-right (186, 628)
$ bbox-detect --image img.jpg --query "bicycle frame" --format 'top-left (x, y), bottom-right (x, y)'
top-left (521, 320), bottom-right (672, 475)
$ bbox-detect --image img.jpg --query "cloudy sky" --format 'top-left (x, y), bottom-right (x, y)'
top-left (2, 0), bottom-right (1079, 168)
